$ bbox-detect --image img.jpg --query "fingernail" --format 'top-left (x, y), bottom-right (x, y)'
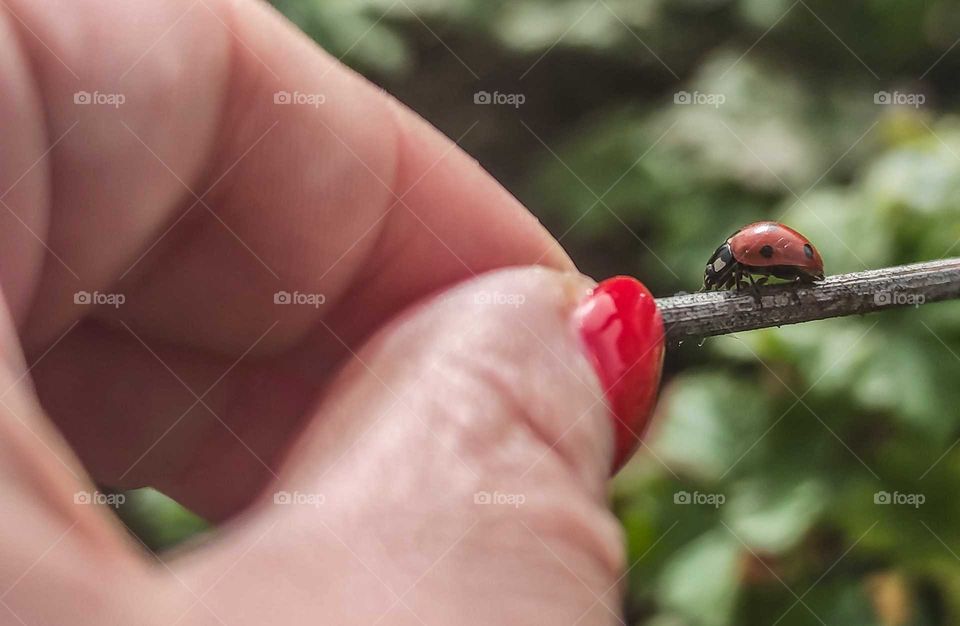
top-left (572, 276), bottom-right (665, 473)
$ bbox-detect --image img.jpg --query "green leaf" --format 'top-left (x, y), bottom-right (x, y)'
top-left (658, 529), bottom-right (742, 626)
top-left (726, 476), bottom-right (827, 552)
top-left (652, 373), bottom-right (773, 481)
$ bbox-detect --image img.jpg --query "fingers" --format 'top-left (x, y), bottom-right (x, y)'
top-left (0, 0), bottom-right (575, 511)
top-left (1, 0), bottom-right (570, 357)
top-left (0, 293), bottom-right (182, 625)
top-left (0, 2), bottom-right (670, 621)
top-left (172, 268), bottom-right (664, 624)
top-left (0, 7), bottom-right (49, 325)
top-left (284, 267), bottom-right (617, 495)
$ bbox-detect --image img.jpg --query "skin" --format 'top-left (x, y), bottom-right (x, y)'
top-left (0, 1), bottom-right (661, 623)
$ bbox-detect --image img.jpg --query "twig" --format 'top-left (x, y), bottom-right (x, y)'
top-left (657, 258), bottom-right (960, 341)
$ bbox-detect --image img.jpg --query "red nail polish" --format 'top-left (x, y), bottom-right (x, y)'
top-left (573, 276), bottom-right (664, 473)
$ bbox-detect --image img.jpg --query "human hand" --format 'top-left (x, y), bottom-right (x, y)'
top-left (0, 1), bottom-right (663, 623)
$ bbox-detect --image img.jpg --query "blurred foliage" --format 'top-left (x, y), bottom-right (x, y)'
top-left (123, 1), bottom-right (960, 624)
top-left (115, 488), bottom-right (209, 553)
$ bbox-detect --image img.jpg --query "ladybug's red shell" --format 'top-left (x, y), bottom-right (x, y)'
top-left (728, 221), bottom-right (823, 273)
top-left (702, 221), bottom-right (825, 291)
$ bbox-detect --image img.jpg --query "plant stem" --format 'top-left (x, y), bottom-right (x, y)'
top-left (657, 258), bottom-right (960, 341)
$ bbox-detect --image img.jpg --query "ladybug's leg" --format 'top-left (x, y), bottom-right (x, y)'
top-left (734, 266), bottom-right (752, 293)
top-left (745, 272), bottom-right (764, 306)
top-left (747, 272), bottom-right (769, 291)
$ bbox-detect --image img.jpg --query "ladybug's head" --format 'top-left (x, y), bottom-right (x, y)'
top-left (702, 242), bottom-right (734, 289)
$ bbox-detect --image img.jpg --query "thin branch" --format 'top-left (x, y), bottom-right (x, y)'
top-left (658, 258), bottom-right (960, 341)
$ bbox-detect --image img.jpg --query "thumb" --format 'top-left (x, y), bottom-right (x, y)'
top-left (175, 268), bottom-right (664, 625)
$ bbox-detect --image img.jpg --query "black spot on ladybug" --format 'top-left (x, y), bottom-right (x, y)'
top-left (803, 243), bottom-right (814, 259)
top-left (759, 244), bottom-right (774, 259)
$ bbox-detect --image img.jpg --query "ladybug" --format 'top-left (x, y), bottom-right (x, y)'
top-left (702, 221), bottom-right (824, 292)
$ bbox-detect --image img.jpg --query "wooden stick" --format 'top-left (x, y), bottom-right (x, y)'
top-left (657, 258), bottom-right (960, 341)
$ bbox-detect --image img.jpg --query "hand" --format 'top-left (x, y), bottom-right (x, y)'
top-left (0, 1), bottom-right (663, 624)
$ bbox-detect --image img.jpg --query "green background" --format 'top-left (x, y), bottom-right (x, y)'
top-left (119, 2), bottom-right (960, 624)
